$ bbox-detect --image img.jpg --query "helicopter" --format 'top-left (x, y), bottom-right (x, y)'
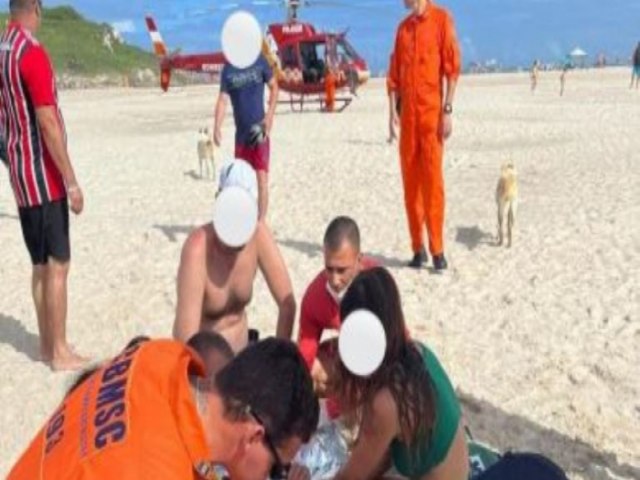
top-left (145, 0), bottom-right (371, 112)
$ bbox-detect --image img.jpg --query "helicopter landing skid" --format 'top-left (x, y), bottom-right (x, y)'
top-left (279, 93), bottom-right (353, 113)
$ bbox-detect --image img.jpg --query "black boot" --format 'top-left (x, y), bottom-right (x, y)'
top-left (432, 253), bottom-right (448, 271)
top-left (408, 246), bottom-right (428, 269)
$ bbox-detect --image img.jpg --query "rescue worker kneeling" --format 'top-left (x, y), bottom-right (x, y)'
top-left (8, 337), bottom-right (319, 480)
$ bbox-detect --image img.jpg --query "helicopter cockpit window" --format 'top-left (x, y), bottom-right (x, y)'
top-left (336, 38), bottom-right (358, 64)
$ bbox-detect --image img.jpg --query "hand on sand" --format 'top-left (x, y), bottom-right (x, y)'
top-left (287, 464), bottom-right (310, 480)
top-left (68, 186), bottom-right (84, 214)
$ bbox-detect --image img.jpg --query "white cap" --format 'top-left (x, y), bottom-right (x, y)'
top-left (213, 159), bottom-right (259, 248)
top-left (218, 158), bottom-right (258, 200)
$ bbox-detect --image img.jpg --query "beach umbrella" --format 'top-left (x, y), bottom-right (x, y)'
top-left (569, 47), bottom-right (588, 67)
top-left (570, 47), bottom-right (587, 57)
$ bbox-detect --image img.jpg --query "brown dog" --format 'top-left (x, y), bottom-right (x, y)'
top-left (496, 162), bottom-right (518, 247)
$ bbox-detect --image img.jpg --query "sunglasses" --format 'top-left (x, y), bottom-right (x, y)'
top-left (248, 408), bottom-right (291, 480)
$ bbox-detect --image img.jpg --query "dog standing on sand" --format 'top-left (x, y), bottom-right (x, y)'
top-left (496, 162), bottom-right (518, 247)
top-left (197, 127), bottom-right (215, 179)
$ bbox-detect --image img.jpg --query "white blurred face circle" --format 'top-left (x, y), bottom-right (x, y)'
top-left (212, 186), bottom-right (258, 248)
top-left (339, 309), bottom-right (386, 377)
top-left (221, 11), bottom-right (262, 69)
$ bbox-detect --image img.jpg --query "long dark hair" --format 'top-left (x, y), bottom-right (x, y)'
top-left (337, 267), bottom-right (436, 455)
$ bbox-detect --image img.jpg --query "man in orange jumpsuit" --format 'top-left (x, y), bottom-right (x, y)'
top-left (7, 337), bottom-right (319, 479)
top-left (387, 0), bottom-right (461, 270)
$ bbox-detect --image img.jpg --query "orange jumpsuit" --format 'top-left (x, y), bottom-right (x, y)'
top-left (325, 69), bottom-right (336, 112)
top-left (387, 4), bottom-right (461, 256)
top-left (7, 340), bottom-right (216, 480)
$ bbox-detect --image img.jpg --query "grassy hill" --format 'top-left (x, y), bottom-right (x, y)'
top-left (0, 6), bottom-right (156, 76)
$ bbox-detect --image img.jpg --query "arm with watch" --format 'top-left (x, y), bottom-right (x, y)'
top-left (440, 8), bottom-right (460, 141)
top-left (440, 77), bottom-right (457, 141)
top-left (440, 77), bottom-right (458, 140)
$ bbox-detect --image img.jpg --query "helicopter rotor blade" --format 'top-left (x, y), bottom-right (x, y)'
top-left (306, 0), bottom-right (393, 8)
top-left (183, 0), bottom-right (393, 20)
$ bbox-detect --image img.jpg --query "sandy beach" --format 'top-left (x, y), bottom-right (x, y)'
top-left (0, 67), bottom-right (638, 478)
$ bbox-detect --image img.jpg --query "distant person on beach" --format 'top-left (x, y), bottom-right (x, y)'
top-left (173, 159), bottom-right (296, 353)
top-left (214, 52), bottom-right (278, 221)
top-left (560, 58), bottom-right (572, 96)
top-left (0, 0), bottom-right (87, 371)
top-left (530, 59), bottom-right (540, 93)
top-left (630, 42), bottom-right (640, 89)
top-left (297, 216), bottom-right (378, 401)
top-left (387, 0), bottom-right (461, 270)
top-left (8, 337), bottom-right (319, 480)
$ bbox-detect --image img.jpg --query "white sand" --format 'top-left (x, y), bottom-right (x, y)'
top-left (0, 67), bottom-right (638, 478)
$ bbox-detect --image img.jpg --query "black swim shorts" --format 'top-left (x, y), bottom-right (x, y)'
top-left (18, 198), bottom-right (70, 265)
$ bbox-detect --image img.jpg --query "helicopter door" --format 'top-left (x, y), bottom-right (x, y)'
top-left (325, 36), bottom-right (339, 72)
top-left (300, 42), bottom-right (325, 84)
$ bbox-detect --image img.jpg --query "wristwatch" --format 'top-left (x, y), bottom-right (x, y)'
top-left (443, 103), bottom-right (453, 114)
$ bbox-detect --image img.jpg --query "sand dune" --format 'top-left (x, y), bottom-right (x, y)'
top-left (0, 67), bottom-right (638, 478)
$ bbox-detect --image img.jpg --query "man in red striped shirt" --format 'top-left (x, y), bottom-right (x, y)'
top-left (0, 0), bottom-right (86, 370)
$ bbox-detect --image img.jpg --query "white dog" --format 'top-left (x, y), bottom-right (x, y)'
top-left (496, 162), bottom-right (518, 247)
top-left (197, 127), bottom-right (215, 179)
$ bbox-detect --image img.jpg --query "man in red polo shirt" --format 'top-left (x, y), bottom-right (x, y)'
top-left (297, 216), bottom-right (377, 399)
top-left (0, 0), bottom-right (86, 370)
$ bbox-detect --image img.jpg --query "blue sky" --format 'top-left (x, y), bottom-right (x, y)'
top-left (14, 1), bottom-right (640, 72)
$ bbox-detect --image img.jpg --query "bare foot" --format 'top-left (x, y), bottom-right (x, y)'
top-left (50, 352), bottom-right (91, 372)
top-left (38, 351), bottom-right (53, 363)
top-left (38, 341), bottom-right (52, 363)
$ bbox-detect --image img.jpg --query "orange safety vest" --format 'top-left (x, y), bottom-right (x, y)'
top-left (8, 340), bottom-right (214, 480)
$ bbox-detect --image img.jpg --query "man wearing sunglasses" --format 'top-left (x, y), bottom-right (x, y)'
top-left (8, 337), bottom-right (319, 479)
top-left (0, 0), bottom-right (87, 371)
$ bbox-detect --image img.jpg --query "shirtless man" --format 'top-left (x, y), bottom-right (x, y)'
top-left (173, 159), bottom-right (295, 352)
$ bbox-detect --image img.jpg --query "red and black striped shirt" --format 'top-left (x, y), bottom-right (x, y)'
top-left (0, 22), bottom-right (66, 208)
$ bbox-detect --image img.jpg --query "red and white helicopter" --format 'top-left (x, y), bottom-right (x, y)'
top-left (145, 0), bottom-right (371, 111)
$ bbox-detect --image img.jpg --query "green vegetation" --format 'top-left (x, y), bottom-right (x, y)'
top-left (0, 5), bottom-right (156, 75)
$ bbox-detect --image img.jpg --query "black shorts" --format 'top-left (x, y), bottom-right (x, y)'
top-left (18, 198), bottom-right (70, 265)
top-left (248, 328), bottom-right (260, 344)
top-left (0, 136), bottom-right (7, 167)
